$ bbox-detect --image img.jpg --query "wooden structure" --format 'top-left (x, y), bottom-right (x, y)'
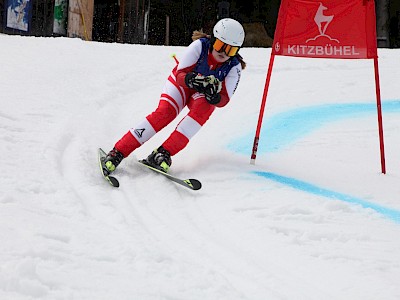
top-left (68, 0), bottom-right (94, 40)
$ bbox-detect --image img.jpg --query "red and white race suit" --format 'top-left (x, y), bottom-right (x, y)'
top-left (114, 38), bottom-right (242, 158)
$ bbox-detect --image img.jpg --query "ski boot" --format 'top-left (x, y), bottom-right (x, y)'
top-left (144, 146), bottom-right (172, 173)
top-left (103, 148), bottom-right (124, 175)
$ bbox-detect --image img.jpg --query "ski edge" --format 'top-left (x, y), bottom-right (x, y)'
top-left (138, 160), bottom-right (202, 190)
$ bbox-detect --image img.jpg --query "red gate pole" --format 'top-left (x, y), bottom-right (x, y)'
top-left (373, 57), bottom-right (386, 174)
top-left (250, 54), bottom-right (275, 165)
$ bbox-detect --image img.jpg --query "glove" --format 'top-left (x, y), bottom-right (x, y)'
top-left (185, 72), bottom-right (207, 92)
top-left (204, 91), bottom-right (221, 105)
top-left (185, 73), bottom-right (222, 105)
top-left (203, 76), bottom-right (222, 105)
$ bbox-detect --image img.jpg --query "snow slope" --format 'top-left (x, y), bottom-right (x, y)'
top-left (1, 34), bottom-right (400, 300)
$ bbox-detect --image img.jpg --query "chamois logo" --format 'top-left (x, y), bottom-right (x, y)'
top-left (306, 3), bottom-right (339, 43)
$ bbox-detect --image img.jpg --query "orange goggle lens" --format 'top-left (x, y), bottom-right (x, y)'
top-left (213, 38), bottom-right (240, 57)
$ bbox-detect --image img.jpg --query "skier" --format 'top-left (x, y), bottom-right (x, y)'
top-left (102, 18), bottom-right (246, 174)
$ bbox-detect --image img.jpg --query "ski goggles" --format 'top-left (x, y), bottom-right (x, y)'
top-left (212, 38), bottom-right (240, 57)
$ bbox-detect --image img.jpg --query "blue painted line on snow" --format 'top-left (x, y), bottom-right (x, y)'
top-left (229, 100), bottom-right (400, 155)
top-left (253, 171), bottom-right (400, 223)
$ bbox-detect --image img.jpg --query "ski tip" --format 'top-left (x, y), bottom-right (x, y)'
top-left (187, 179), bottom-right (202, 190)
top-left (109, 176), bottom-right (120, 187)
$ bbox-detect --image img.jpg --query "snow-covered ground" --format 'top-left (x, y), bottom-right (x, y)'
top-left (1, 34), bottom-right (400, 300)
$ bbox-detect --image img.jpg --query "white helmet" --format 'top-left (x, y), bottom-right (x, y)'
top-left (213, 18), bottom-right (245, 47)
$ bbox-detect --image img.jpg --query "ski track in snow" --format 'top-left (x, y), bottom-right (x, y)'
top-left (1, 35), bottom-right (400, 300)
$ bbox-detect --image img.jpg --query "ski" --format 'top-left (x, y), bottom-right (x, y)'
top-left (98, 148), bottom-right (201, 190)
top-left (138, 160), bottom-right (202, 190)
top-left (98, 148), bottom-right (120, 188)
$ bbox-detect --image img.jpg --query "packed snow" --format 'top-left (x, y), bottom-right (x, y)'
top-left (1, 34), bottom-right (400, 300)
